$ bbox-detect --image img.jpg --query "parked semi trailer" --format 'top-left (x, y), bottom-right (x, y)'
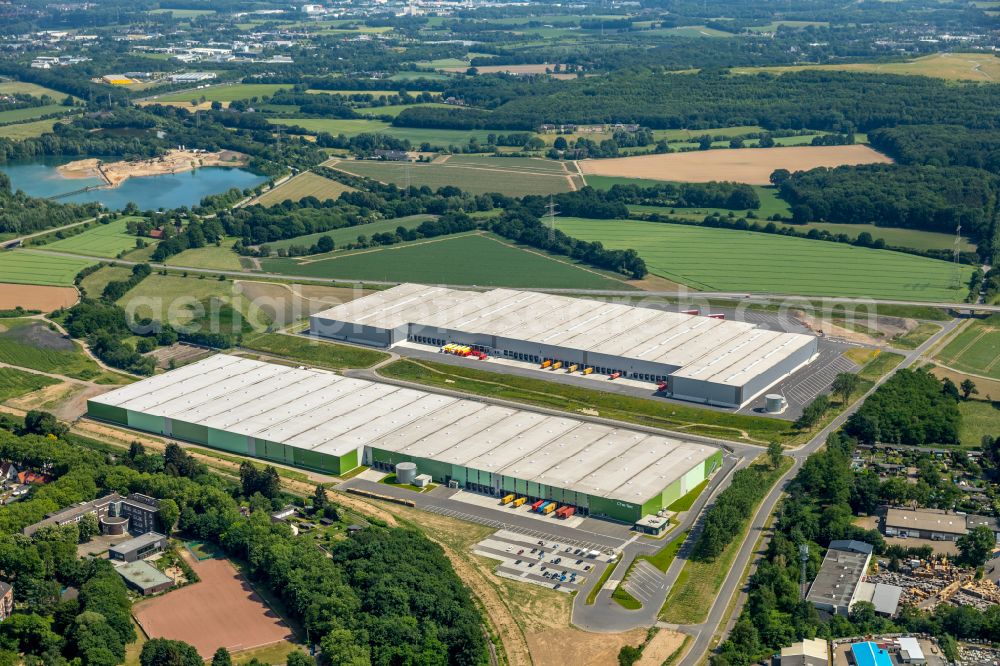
top-left (513, 497), bottom-right (527, 507)
top-left (500, 493), bottom-right (515, 505)
top-left (530, 499), bottom-right (545, 511)
top-left (536, 501), bottom-right (553, 513)
top-left (541, 503), bottom-right (557, 515)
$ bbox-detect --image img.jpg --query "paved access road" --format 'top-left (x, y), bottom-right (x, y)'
top-left (671, 317), bottom-right (961, 666)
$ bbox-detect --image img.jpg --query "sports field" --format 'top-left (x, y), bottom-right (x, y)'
top-left (262, 233), bottom-right (630, 289)
top-left (265, 214), bottom-right (436, 250)
top-left (150, 83), bottom-right (292, 103)
top-left (43, 217), bottom-right (143, 257)
top-left (934, 316), bottom-right (1000, 379)
top-left (132, 551), bottom-right (293, 659)
top-left (254, 172), bottom-right (356, 206)
top-left (578, 145), bottom-right (892, 185)
top-left (328, 156), bottom-right (577, 196)
top-left (555, 218), bottom-right (972, 300)
top-left (731, 53), bottom-right (1000, 82)
top-left (270, 117), bottom-right (500, 146)
top-left (0, 251), bottom-right (96, 286)
top-left (0, 367), bottom-right (59, 402)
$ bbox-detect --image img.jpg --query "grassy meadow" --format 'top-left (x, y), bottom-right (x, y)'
top-left (265, 215), bottom-right (436, 251)
top-left (934, 316), bottom-right (1000, 380)
top-left (255, 172), bottom-right (356, 206)
top-left (42, 217), bottom-right (144, 258)
top-left (0, 251), bottom-right (96, 286)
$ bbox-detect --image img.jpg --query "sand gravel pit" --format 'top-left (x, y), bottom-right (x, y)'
top-left (579, 144), bottom-right (892, 185)
top-left (0, 283), bottom-right (78, 312)
top-left (636, 629), bottom-right (688, 666)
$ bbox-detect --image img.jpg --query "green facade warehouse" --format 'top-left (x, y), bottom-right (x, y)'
top-left (87, 355), bottom-right (722, 523)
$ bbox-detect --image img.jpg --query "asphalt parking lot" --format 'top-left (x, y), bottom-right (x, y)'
top-left (473, 529), bottom-right (607, 593)
top-left (620, 559), bottom-right (667, 607)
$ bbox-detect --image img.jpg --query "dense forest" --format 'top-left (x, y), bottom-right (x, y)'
top-left (397, 70), bottom-right (1000, 132)
top-left (845, 369), bottom-right (962, 446)
top-left (0, 172), bottom-right (102, 235)
top-left (776, 165), bottom-right (1000, 252)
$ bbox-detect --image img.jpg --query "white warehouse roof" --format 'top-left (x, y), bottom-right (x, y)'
top-left (91, 355), bottom-right (718, 504)
top-left (310, 284), bottom-right (815, 389)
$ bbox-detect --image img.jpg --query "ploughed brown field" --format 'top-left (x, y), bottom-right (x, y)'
top-left (0, 283), bottom-right (78, 312)
top-left (578, 144), bottom-right (892, 184)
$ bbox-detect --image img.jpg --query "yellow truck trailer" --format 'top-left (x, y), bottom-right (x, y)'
top-left (500, 493), bottom-right (515, 505)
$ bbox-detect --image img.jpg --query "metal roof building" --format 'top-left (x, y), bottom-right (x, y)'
top-left (87, 355), bottom-right (722, 523)
top-left (309, 284), bottom-right (817, 408)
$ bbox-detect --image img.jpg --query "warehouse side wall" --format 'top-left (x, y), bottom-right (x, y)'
top-left (87, 401), bottom-right (127, 425)
top-left (309, 316), bottom-right (406, 348)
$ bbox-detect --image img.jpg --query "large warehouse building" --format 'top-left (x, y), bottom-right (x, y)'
top-left (309, 284), bottom-right (818, 408)
top-left (87, 355), bottom-right (722, 523)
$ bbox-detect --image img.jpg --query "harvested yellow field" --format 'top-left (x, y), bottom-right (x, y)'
top-left (732, 53), bottom-right (1000, 82)
top-left (579, 145), bottom-right (892, 185)
top-left (254, 171), bottom-right (356, 206)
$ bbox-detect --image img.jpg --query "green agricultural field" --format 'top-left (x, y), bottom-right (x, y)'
top-left (328, 158), bottom-right (575, 196)
top-left (0, 104), bottom-right (70, 124)
top-left (934, 316), bottom-right (1000, 379)
top-left (164, 238), bottom-right (244, 271)
top-left (653, 126), bottom-right (765, 142)
top-left (626, 185), bottom-right (791, 221)
top-left (443, 155), bottom-right (569, 174)
top-left (306, 89), bottom-right (437, 98)
top-left (555, 218), bottom-right (972, 301)
top-left (958, 400), bottom-right (1000, 448)
top-left (731, 53), bottom-right (1000, 82)
top-left (79, 266), bottom-right (133, 298)
top-left (0, 117), bottom-right (62, 140)
top-left (0, 80), bottom-right (70, 99)
top-left (265, 214), bottom-right (436, 250)
top-left (43, 217), bottom-right (144, 257)
top-left (358, 103), bottom-right (453, 118)
top-left (148, 7), bottom-right (216, 15)
top-left (0, 251), bottom-right (96, 286)
top-left (262, 233), bottom-right (630, 289)
top-left (117, 274), bottom-right (270, 331)
top-left (0, 318), bottom-right (113, 381)
top-left (0, 367), bottom-right (59, 402)
top-left (271, 117), bottom-right (503, 146)
top-left (254, 172), bottom-right (355, 206)
top-left (799, 222), bottom-right (975, 252)
top-left (153, 84), bottom-right (292, 103)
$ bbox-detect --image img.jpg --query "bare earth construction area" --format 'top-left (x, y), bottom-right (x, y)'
top-left (132, 551), bottom-right (292, 658)
top-left (57, 149), bottom-right (247, 188)
top-left (579, 145), bottom-right (892, 184)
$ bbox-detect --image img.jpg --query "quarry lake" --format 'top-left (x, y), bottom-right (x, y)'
top-left (1, 156), bottom-right (266, 210)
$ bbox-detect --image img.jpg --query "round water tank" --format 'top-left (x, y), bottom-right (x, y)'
top-left (100, 515), bottom-right (129, 536)
top-left (764, 394), bottom-right (785, 413)
top-left (396, 462), bottom-right (417, 485)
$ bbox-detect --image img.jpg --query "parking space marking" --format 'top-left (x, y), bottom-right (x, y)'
top-left (622, 560), bottom-right (666, 605)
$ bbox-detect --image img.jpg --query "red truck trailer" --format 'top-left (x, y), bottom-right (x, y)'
top-left (529, 499), bottom-right (545, 511)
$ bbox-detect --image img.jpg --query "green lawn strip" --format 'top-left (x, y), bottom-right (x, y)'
top-left (666, 481), bottom-right (708, 512)
top-left (857, 351), bottom-right (905, 383)
top-left (641, 531), bottom-right (688, 572)
top-left (891, 322), bottom-right (943, 350)
top-left (378, 358), bottom-right (794, 444)
top-left (659, 457), bottom-right (792, 624)
top-left (240, 331), bottom-right (389, 369)
top-left (0, 367), bottom-right (60, 401)
top-left (585, 557), bottom-right (620, 605)
top-left (611, 583), bottom-right (643, 609)
top-left (187, 447), bottom-right (313, 483)
top-left (934, 316), bottom-right (1000, 379)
